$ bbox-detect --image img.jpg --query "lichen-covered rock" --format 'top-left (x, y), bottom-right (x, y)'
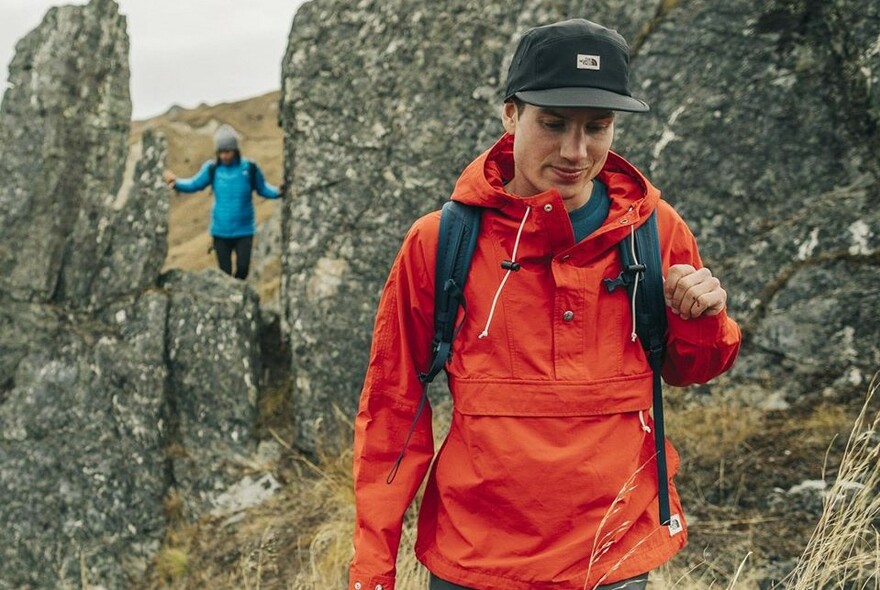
top-left (612, 0), bottom-right (880, 401)
top-left (0, 1), bottom-right (270, 587)
top-left (88, 130), bottom-right (170, 309)
top-left (280, 0), bottom-right (656, 451)
top-left (0, 296), bottom-right (168, 589)
top-left (161, 269), bottom-right (263, 518)
top-left (280, 0), bottom-right (878, 450)
top-left (0, 0), bottom-right (160, 311)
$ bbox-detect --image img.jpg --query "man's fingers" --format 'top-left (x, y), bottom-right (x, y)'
top-left (668, 267), bottom-right (711, 314)
top-left (664, 265), bottom-right (727, 319)
top-left (678, 276), bottom-right (721, 318)
top-left (692, 289), bottom-right (727, 318)
top-left (663, 264), bottom-right (695, 302)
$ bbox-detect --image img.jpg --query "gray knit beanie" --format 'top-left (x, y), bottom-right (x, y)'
top-left (214, 124), bottom-right (240, 152)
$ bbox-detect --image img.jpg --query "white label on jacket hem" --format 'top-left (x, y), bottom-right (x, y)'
top-left (668, 513), bottom-right (683, 536)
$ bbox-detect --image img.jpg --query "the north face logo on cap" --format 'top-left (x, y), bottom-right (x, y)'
top-left (577, 54), bottom-right (601, 70)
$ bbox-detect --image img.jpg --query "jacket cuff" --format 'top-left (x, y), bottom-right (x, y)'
top-left (348, 568), bottom-right (395, 590)
top-left (667, 307), bottom-right (731, 344)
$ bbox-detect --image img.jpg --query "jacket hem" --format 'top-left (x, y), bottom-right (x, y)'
top-left (210, 231), bottom-right (257, 239)
top-left (416, 530), bottom-right (684, 590)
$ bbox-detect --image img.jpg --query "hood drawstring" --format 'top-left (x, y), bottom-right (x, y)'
top-left (639, 410), bottom-right (652, 433)
top-left (478, 206), bottom-right (531, 339)
top-left (627, 222), bottom-right (640, 343)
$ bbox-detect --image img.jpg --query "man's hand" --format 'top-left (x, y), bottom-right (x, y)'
top-left (163, 170), bottom-right (177, 188)
top-left (664, 264), bottom-right (727, 319)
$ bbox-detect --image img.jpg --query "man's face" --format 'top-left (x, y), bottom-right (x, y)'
top-left (501, 102), bottom-right (614, 211)
top-left (218, 149), bottom-right (236, 165)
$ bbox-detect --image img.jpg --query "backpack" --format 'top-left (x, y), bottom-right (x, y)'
top-left (388, 201), bottom-right (674, 528)
top-left (207, 159), bottom-right (258, 192)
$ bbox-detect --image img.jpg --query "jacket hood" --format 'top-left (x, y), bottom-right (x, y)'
top-left (450, 133), bottom-right (661, 225)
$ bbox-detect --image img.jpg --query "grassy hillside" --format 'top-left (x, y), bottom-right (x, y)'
top-left (129, 91), bottom-right (284, 299)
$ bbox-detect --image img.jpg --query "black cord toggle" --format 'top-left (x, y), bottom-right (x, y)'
top-left (603, 262), bottom-right (646, 293)
top-left (501, 260), bottom-right (521, 271)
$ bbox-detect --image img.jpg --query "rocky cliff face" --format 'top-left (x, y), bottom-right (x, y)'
top-left (614, 0), bottom-right (880, 404)
top-left (279, 0), bottom-right (660, 451)
top-left (280, 0), bottom-right (878, 450)
top-left (0, 0), bottom-right (155, 310)
top-left (0, 1), bottom-right (270, 587)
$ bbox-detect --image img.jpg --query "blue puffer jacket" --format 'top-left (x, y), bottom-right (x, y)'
top-left (174, 157), bottom-right (280, 238)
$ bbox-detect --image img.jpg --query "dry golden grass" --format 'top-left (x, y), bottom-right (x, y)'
top-left (137, 379), bottom-right (880, 590)
top-left (155, 548), bottom-right (189, 582)
top-left (781, 377), bottom-right (880, 589)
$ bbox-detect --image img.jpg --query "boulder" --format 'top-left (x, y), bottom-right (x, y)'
top-left (280, 0), bottom-right (657, 451)
top-left (161, 270), bottom-right (263, 519)
top-left (280, 0), bottom-right (878, 450)
top-left (0, 0), bottom-right (138, 309)
top-left (613, 0), bottom-right (880, 401)
top-left (0, 295), bottom-right (167, 589)
top-left (0, 1), bottom-right (271, 586)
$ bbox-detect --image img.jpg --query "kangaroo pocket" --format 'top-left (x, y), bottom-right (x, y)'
top-left (448, 374), bottom-right (654, 417)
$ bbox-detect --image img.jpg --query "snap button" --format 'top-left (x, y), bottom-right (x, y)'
top-left (354, 583), bottom-right (362, 590)
top-left (563, 310), bottom-right (575, 322)
top-left (619, 218), bottom-right (629, 224)
top-left (543, 203), bottom-right (553, 212)
top-left (375, 586), bottom-right (384, 590)
top-left (561, 254), bottom-right (571, 262)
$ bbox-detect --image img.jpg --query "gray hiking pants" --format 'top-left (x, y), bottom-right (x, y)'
top-left (429, 572), bottom-right (648, 589)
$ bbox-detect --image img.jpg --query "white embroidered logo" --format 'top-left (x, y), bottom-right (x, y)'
top-left (577, 54), bottom-right (601, 70)
top-left (668, 513), bottom-right (684, 536)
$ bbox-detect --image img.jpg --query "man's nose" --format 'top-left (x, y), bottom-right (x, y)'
top-left (560, 130), bottom-right (589, 162)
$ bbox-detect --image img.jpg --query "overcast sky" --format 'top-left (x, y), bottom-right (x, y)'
top-left (1, 0), bottom-right (306, 120)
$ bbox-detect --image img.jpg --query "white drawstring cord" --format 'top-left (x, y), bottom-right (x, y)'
top-left (479, 206), bottom-right (531, 339)
top-left (639, 410), bottom-right (651, 433)
top-left (627, 223), bottom-right (640, 342)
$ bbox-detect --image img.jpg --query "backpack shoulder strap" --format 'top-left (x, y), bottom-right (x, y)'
top-left (248, 160), bottom-right (257, 192)
top-left (421, 201), bottom-right (482, 384)
top-left (386, 201), bottom-right (481, 484)
top-left (628, 211), bottom-right (667, 354)
top-left (603, 210), bottom-right (667, 352)
top-left (603, 210), bottom-right (673, 526)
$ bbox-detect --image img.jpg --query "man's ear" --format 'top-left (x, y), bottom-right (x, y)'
top-left (501, 101), bottom-right (518, 135)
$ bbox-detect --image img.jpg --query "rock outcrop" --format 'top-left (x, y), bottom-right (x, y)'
top-left (0, 1), bottom-right (272, 587)
top-left (0, 297), bottom-right (169, 588)
top-left (614, 0), bottom-right (880, 402)
top-left (161, 269), bottom-right (262, 521)
top-left (0, 0), bottom-right (159, 310)
top-left (279, 0), bottom-right (658, 451)
top-left (280, 0), bottom-right (878, 450)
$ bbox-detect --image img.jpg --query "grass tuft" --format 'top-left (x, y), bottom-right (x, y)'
top-left (155, 547), bottom-right (189, 582)
top-left (781, 376), bottom-right (880, 589)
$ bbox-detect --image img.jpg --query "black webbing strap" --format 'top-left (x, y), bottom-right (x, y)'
top-left (603, 211), bottom-right (670, 525)
top-left (422, 201), bottom-right (482, 385)
top-left (386, 201), bottom-right (481, 484)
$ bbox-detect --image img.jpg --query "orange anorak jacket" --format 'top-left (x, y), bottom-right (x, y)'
top-left (351, 134), bottom-right (741, 590)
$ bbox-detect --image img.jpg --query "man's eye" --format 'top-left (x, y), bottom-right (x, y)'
top-left (543, 121), bottom-right (565, 130)
top-left (587, 124), bottom-right (610, 133)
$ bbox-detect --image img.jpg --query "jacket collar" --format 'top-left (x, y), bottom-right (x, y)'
top-left (450, 133), bottom-right (659, 219)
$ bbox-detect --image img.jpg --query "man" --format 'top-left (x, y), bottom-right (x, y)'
top-left (163, 124), bottom-right (281, 280)
top-left (350, 19), bottom-right (741, 590)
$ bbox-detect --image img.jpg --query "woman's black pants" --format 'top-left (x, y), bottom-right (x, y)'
top-left (213, 235), bottom-right (253, 280)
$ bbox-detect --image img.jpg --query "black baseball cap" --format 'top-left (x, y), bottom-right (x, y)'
top-left (504, 19), bottom-right (649, 112)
